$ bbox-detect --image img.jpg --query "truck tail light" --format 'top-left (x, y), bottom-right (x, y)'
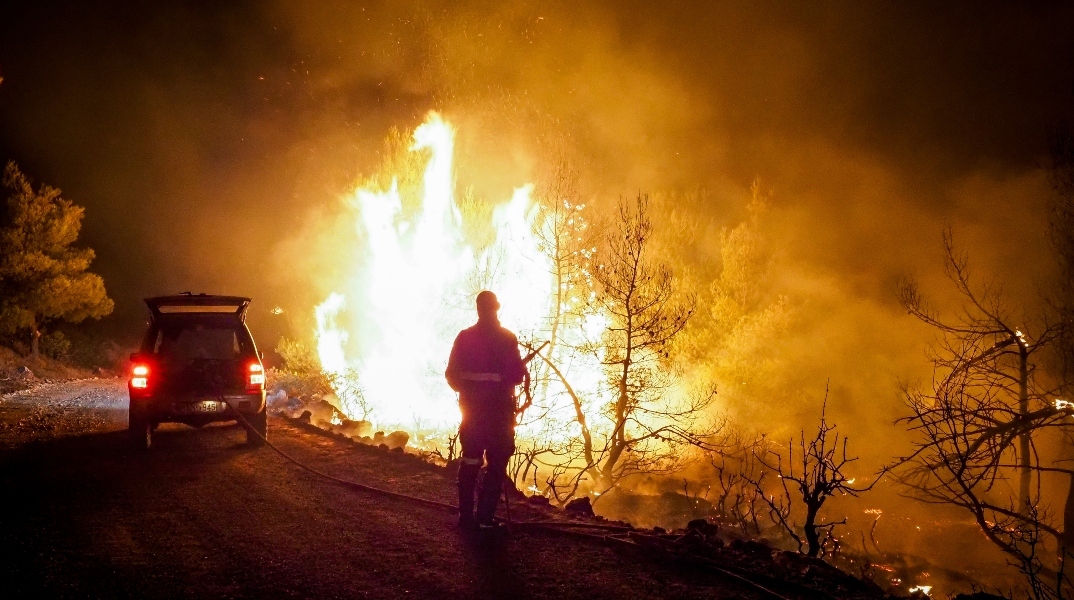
top-left (131, 364), bottom-right (150, 389)
top-left (247, 362), bottom-right (265, 389)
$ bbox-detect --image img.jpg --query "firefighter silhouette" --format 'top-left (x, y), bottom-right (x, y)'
top-left (445, 290), bottom-right (527, 529)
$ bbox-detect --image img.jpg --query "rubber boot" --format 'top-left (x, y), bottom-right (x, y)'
top-left (457, 460), bottom-right (480, 529)
top-left (475, 452), bottom-right (510, 526)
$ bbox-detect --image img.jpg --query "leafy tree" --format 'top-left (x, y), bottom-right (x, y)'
top-left (275, 337), bottom-right (324, 375)
top-left (673, 181), bottom-right (794, 429)
top-left (0, 162), bottom-right (113, 357)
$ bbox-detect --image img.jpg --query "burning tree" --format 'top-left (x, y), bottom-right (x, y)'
top-left (516, 193), bottom-right (717, 502)
top-left (528, 163), bottom-right (600, 482)
top-left (497, 162), bottom-right (604, 504)
top-left (533, 161), bottom-right (595, 359)
top-left (897, 230), bottom-right (1074, 597)
top-left (0, 162), bottom-right (113, 357)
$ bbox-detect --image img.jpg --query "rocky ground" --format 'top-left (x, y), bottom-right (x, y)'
top-left (0, 345), bottom-right (100, 394)
top-left (0, 378), bottom-right (922, 600)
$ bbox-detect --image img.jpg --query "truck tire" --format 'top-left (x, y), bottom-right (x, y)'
top-left (129, 410), bottom-right (152, 450)
top-left (246, 409), bottom-right (267, 446)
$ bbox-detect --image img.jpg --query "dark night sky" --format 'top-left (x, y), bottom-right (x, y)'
top-left (1, 1), bottom-right (1073, 341)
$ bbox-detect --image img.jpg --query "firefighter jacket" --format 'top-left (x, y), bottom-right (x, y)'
top-left (445, 318), bottom-right (527, 427)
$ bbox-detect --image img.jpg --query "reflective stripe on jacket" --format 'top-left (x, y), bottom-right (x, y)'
top-left (445, 319), bottom-right (526, 424)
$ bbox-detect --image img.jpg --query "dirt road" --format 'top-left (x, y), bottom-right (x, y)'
top-left (0, 379), bottom-right (775, 600)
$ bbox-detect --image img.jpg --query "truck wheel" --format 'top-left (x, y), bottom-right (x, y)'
top-left (129, 412), bottom-right (152, 450)
top-left (246, 409), bottom-right (267, 446)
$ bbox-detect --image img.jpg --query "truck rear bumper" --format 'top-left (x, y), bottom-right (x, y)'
top-left (130, 392), bottom-right (266, 425)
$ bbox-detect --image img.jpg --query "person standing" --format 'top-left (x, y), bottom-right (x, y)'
top-left (445, 291), bottom-right (526, 530)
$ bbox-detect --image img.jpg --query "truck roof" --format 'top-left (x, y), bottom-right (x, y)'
top-left (144, 293), bottom-right (251, 320)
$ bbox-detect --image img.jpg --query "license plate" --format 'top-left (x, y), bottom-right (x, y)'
top-left (176, 401), bottom-right (221, 414)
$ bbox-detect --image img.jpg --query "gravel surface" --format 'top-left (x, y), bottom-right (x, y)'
top-left (0, 378), bottom-right (129, 446)
top-left (0, 379), bottom-right (791, 600)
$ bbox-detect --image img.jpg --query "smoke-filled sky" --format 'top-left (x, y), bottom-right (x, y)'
top-left (0, 2), bottom-right (1068, 295)
top-left (1, 0), bottom-right (1071, 308)
top-left (1, 1), bottom-right (1072, 397)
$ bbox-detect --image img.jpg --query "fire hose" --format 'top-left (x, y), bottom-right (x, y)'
top-left (217, 397), bottom-right (801, 600)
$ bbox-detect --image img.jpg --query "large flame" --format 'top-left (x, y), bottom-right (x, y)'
top-left (315, 112), bottom-right (567, 439)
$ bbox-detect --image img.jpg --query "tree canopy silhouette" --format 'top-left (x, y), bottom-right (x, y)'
top-left (0, 161), bottom-right (113, 357)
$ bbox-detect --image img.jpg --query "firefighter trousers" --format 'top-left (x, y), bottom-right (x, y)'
top-left (457, 419), bottom-right (514, 524)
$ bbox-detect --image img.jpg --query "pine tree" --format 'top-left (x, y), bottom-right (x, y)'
top-left (0, 162), bottom-right (113, 357)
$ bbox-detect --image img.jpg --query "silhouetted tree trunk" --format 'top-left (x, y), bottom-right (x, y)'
top-left (900, 231), bottom-right (1051, 517)
top-left (1050, 126), bottom-right (1074, 556)
top-left (748, 394), bottom-right (881, 558)
top-left (1064, 474), bottom-right (1074, 556)
top-left (897, 229), bottom-right (1073, 593)
top-left (591, 195), bottom-right (698, 487)
top-left (30, 322), bottom-right (40, 359)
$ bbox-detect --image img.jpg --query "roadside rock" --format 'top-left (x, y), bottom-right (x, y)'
top-left (772, 550), bottom-right (844, 579)
top-left (564, 496), bottom-right (594, 517)
top-left (384, 430), bottom-right (409, 449)
top-left (302, 398), bottom-right (341, 427)
top-left (727, 538), bottom-right (774, 559)
top-left (686, 518), bottom-right (719, 539)
top-left (15, 366), bottom-right (34, 379)
top-left (682, 518), bottom-right (723, 549)
top-left (335, 419), bottom-right (372, 438)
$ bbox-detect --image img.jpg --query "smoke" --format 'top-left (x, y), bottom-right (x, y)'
top-left (262, 0), bottom-right (1073, 451)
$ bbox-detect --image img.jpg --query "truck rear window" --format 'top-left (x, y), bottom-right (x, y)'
top-left (152, 324), bottom-right (248, 361)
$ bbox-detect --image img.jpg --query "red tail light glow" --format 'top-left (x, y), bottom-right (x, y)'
top-left (131, 364), bottom-right (150, 389)
top-left (248, 362), bottom-right (265, 388)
